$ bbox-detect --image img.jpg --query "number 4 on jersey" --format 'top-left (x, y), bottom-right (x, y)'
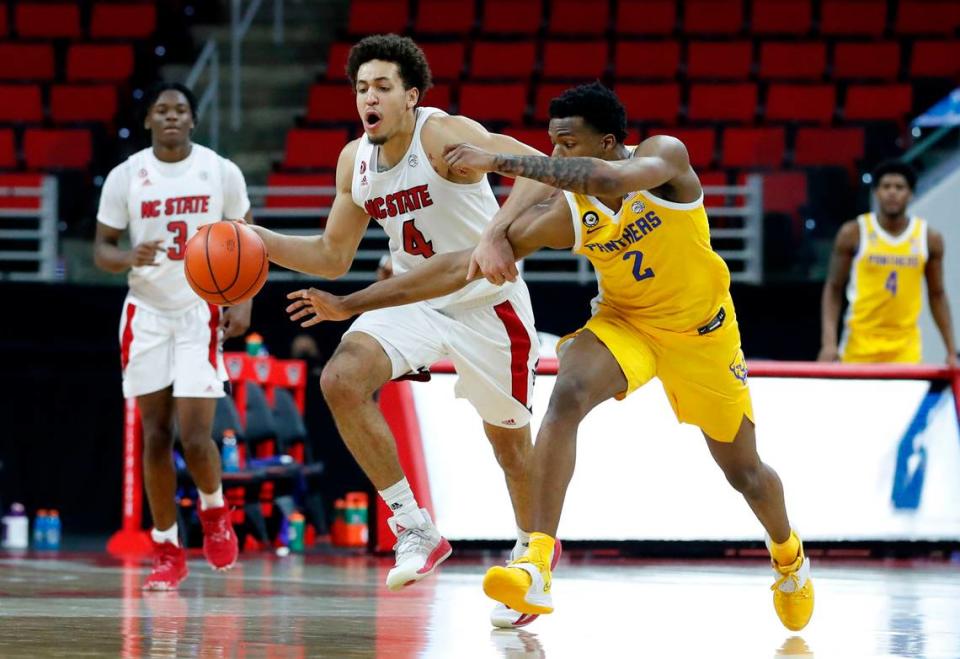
top-left (885, 270), bottom-right (898, 296)
top-left (402, 219), bottom-right (435, 258)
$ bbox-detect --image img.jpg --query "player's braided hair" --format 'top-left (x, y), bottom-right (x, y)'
top-left (871, 159), bottom-right (917, 191)
top-left (346, 34), bottom-right (433, 101)
top-left (144, 82), bottom-right (198, 120)
top-left (549, 81), bottom-right (628, 144)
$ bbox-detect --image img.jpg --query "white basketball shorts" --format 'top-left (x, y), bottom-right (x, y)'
top-left (118, 296), bottom-right (227, 399)
top-left (346, 283), bottom-right (539, 428)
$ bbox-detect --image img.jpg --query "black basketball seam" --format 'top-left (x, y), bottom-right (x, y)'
top-left (184, 253), bottom-right (220, 295)
top-left (204, 224), bottom-right (228, 302)
top-left (230, 240), bottom-right (268, 303)
top-left (223, 221), bottom-right (242, 293)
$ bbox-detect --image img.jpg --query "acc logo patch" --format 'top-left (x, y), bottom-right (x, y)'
top-left (582, 211), bottom-right (600, 228)
top-left (729, 349), bottom-right (748, 384)
top-left (631, 200), bottom-right (645, 214)
top-left (408, 154), bottom-right (419, 167)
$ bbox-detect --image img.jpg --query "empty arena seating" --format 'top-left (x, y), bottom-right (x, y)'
top-left (758, 43), bottom-right (826, 79)
top-left (23, 129), bottom-right (92, 169)
top-left (14, 3), bottom-right (81, 38)
top-left (89, 3), bottom-right (157, 39)
top-left (283, 129), bottom-right (350, 169)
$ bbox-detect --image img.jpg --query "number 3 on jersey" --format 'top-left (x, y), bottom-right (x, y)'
top-left (167, 220), bottom-right (187, 260)
top-left (402, 218), bottom-right (435, 258)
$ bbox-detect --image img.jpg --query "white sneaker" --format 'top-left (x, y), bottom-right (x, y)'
top-left (490, 538), bottom-right (563, 628)
top-left (385, 508), bottom-right (452, 592)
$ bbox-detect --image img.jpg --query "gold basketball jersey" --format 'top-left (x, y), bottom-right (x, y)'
top-left (565, 188), bottom-right (731, 332)
top-left (841, 213), bottom-right (927, 363)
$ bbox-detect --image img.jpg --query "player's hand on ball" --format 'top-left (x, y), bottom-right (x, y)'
top-left (286, 288), bottom-right (352, 327)
top-left (130, 240), bottom-right (165, 267)
top-left (443, 143), bottom-right (497, 175)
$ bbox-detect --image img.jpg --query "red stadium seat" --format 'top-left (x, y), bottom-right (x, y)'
top-left (616, 0), bottom-right (676, 35)
top-left (534, 82), bottom-right (569, 121)
top-left (265, 173), bottom-right (335, 210)
top-left (23, 128), bottom-right (92, 170)
top-left (844, 84), bottom-right (912, 121)
top-left (419, 43), bottom-right (465, 81)
top-left (15, 3), bottom-right (80, 38)
top-left (646, 127), bottom-right (716, 168)
top-left (416, 0), bottom-right (475, 34)
top-left (423, 83), bottom-right (452, 111)
top-left (542, 41), bottom-right (608, 80)
top-left (698, 170), bottom-right (728, 208)
top-left (615, 83), bottom-right (681, 122)
top-left (307, 84), bottom-right (357, 123)
top-left (0, 3), bottom-right (7, 37)
top-left (833, 42), bottom-right (900, 79)
top-left (820, 1), bottom-right (886, 35)
top-left (471, 41), bottom-right (537, 79)
top-left (765, 84), bottom-right (835, 123)
top-left (50, 84), bottom-right (118, 123)
top-left (910, 40), bottom-right (960, 77)
top-left (684, 0), bottom-right (743, 34)
top-left (0, 129), bottom-right (15, 169)
top-left (548, 0), bottom-right (609, 35)
top-left (614, 40), bottom-right (679, 79)
top-left (283, 129), bottom-right (350, 169)
top-left (794, 127), bottom-right (863, 167)
top-left (67, 44), bottom-right (134, 82)
top-left (686, 41), bottom-right (752, 79)
top-left (0, 44), bottom-right (54, 80)
top-left (759, 42), bottom-right (825, 79)
top-left (502, 127), bottom-right (554, 155)
top-left (326, 42), bottom-right (351, 81)
top-left (0, 174), bottom-right (45, 209)
top-left (687, 84), bottom-right (757, 122)
top-left (482, 0), bottom-right (542, 34)
top-left (90, 3), bottom-right (157, 38)
top-left (348, 0), bottom-right (409, 35)
top-left (751, 0), bottom-right (811, 34)
top-left (721, 127), bottom-right (785, 168)
top-left (761, 170), bottom-right (808, 217)
top-left (0, 85), bottom-right (43, 123)
top-left (895, 2), bottom-right (960, 35)
top-left (459, 83), bottom-right (526, 123)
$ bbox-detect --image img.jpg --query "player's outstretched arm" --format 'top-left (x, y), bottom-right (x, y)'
top-left (248, 141), bottom-right (368, 279)
top-left (286, 195), bottom-right (575, 327)
top-left (444, 136), bottom-right (690, 199)
top-left (925, 229), bottom-right (957, 366)
top-left (818, 221), bottom-right (859, 362)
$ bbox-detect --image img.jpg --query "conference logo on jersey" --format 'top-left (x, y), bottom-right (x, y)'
top-left (199, 171), bottom-right (209, 181)
top-left (631, 200), bottom-right (645, 214)
top-left (408, 154), bottom-right (419, 168)
top-left (582, 211), bottom-right (600, 228)
top-left (729, 349), bottom-right (748, 384)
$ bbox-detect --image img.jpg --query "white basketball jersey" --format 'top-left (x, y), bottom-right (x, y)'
top-left (351, 107), bottom-right (514, 309)
top-left (97, 145), bottom-right (250, 312)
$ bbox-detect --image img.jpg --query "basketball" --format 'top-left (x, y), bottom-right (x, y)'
top-left (184, 221), bottom-right (268, 306)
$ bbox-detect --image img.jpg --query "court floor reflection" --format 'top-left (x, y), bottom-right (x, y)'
top-left (0, 551), bottom-right (958, 658)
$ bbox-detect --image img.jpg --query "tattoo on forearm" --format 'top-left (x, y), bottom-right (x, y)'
top-left (493, 155), bottom-right (604, 194)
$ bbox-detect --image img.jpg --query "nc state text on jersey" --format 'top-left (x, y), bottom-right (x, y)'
top-left (140, 195), bottom-right (212, 219)
top-left (363, 184), bottom-right (434, 220)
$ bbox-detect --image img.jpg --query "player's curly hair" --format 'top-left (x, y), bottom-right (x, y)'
top-left (144, 82), bottom-right (198, 120)
top-left (871, 159), bottom-right (917, 191)
top-left (346, 34), bottom-right (433, 100)
top-left (549, 81), bottom-right (628, 144)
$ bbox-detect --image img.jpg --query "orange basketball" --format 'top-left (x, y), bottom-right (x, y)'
top-left (184, 221), bottom-right (268, 306)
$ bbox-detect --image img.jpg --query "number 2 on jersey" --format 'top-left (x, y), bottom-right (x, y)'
top-left (167, 220), bottom-right (187, 260)
top-left (623, 250), bottom-right (655, 282)
top-left (885, 270), bottom-right (898, 296)
top-left (402, 218), bottom-right (435, 258)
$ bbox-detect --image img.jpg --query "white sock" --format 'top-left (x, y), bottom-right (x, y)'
top-left (151, 524), bottom-right (179, 546)
top-left (199, 486), bottom-right (225, 511)
top-left (512, 528), bottom-right (532, 561)
top-left (379, 478), bottom-right (425, 526)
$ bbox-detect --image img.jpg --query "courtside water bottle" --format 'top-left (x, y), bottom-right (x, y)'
top-left (45, 510), bottom-right (61, 551)
top-left (288, 513), bottom-right (306, 553)
top-left (2, 503), bottom-right (29, 549)
top-left (222, 429), bottom-right (240, 473)
top-left (33, 509), bottom-right (48, 549)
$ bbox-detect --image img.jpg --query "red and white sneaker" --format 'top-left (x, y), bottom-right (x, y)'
top-left (490, 538), bottom-right (562, 628)
top-left (143, 540), bottom-right (188, 591)
top-left (385, 508), bottom-right (452, 592)
top-left (198, 506), bottom-right (239, 571)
